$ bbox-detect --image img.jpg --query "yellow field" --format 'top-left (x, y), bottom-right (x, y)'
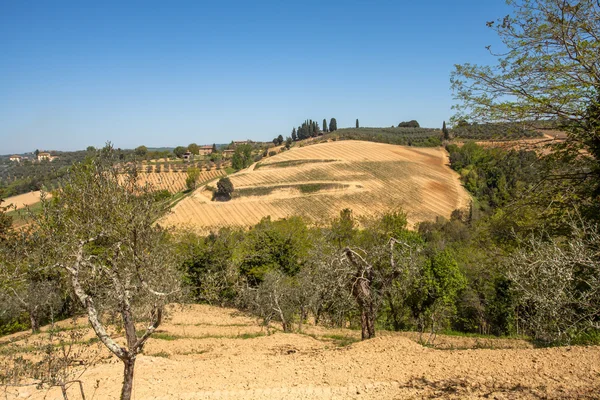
top-left (160, 141), bottom-right (470, 231)
top-left (2, 191), bottom-right (51, 210)
top-left (133, 169), bottom-right (225, 193)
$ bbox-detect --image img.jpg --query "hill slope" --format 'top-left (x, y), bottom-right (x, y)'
top-left (160, 141), bottom-right (470, 231)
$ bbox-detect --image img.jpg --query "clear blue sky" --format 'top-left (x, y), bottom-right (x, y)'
top-left (0, 0), bottom-right (510, 154)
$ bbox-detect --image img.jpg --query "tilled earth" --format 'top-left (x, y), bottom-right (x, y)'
top-left (2, 304), bottom-right (599, 399)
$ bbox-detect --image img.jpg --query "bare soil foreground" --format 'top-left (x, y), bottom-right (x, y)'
top-left (161, 141), bottom-right (471, 231)
top-left (3, 305), bottom-right (599, 399)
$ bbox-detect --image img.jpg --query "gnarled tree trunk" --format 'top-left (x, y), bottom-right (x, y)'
top-left (120, 357), bottom-right (136, 400)
top-left (344, 248), bottom-right (376, 340)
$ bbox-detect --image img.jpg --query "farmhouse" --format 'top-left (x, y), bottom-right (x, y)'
top-left (183, 151), bottom-right (194, 162)
top-left (222, 149), bottom-right (235, 158)
top-left (198, 145), bottom-right (213, 156)
top-left (9, 155), bottom-right (22, 162)
top-left (37, 152), bottom-right (53, 162)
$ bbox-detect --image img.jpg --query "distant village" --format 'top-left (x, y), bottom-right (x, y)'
top-left (9, 151), bottom-right (59, 163)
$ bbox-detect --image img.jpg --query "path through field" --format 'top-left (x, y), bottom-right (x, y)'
top-left (4, 304), bottom-right (599, 399)
top-left (161, 141), bottom-right (471, 231)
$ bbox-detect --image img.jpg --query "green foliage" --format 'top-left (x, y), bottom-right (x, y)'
top-left (185, 167), bottom-right (201, 190)
top-left (232, 183), bottom-right (348, 198)
top-left (329, 118), bottom-right (337, 132)
top-left (231, 144), bottom-right (253, 170)
top-left (407, 250), bottom-right (467, 331)
top-left (0, 197), bottom-right (12, 237)
top-left (451, 0), bottom-right (600, 222)
top-left (442, 121), bottom-right (449, 140)
top-left (236, 217), bottom-right (310, 284)
top-left (134, 145), bottom-right (148, 158)
top-left (329, 209), bottom-right (356, 248)
top-left (215, 177), bottom-right (234, 201)
top-left (447, 142), bottom-right (541, 211)
top-left (451, 122), bottom-right (542, 140)
top-left (0, 316), bottom-right (29, 337)
top-left (398, 120), bottom-right (420, 128)
top-left (173, 146), bottom-right (187, 159)
top-left (179, 229), bottom-right (241, 303)
top-left (322, 127), bottom-right (442, 147)
top-left (188, 143), bottom-right (199, 155)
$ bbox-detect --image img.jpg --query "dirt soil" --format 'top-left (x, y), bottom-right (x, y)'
top-left (161, 141), bottom-right (471, 232)
top-left (3, 304), bottom-right (599, 399)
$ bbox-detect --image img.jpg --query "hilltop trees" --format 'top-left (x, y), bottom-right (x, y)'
top-left (294, 120), bottom-right (319, 140)
top-left (31, 145), bottom-right (183, 400)
top-left (323, 119), bottom-right (328, 133)
top-left (173, 146), bottom-right (187, 158)
top-left (291, 128), bottom-right (297, 141)
top-left (186, 167), bottom-right (201, 190)
top-left (329, 118), bottom-right (338, 132)
top-left (272, 135), bottom-right (284, 146)
top-left (134, 145), bottom-right (148, 158)
top-left (442, 121), bottom-right (449, 140)
top-left (188, 143), bottom-right (199, 155)
top-left (231, 144), bottom-right (253, 170)
top-left (398, 120), bottom-right (420, 128)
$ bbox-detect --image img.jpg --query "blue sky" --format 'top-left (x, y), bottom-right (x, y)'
top-left (0, 1), bottom-right (510, 154)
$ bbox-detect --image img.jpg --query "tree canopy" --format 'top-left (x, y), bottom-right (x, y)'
top-left (451, 0), bottom-right (600, 220)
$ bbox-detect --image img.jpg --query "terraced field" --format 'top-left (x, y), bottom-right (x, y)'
top-left (133, 170), bottom-right (225, 193)
top-left (160, 141), bottom-right (470, 231)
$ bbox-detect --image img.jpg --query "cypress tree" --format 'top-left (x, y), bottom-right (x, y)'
top-left (323, 119), bottom-right (328, 133)
top-left (356, 119), bottom-right (359, 128)
top-left (442, 121), bottom-right (449, 140)
top-left (292, 127), bottom-right (297, 141)
top-left (330, 118), bottom-right (337, 132)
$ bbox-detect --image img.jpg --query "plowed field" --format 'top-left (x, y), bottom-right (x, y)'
top-left (161, 141), bottom-right (470, 231)
top-left (3, 304), bottom-right (599, 399)
top-left (131, 170), bottom-right (225, 193)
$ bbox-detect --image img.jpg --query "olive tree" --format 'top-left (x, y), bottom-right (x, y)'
top-left (506, 220), bottom-right (600, 343)
top-left (185, 166), bottom-right (201, 190)
top-left (34, 146), bottom-right (183, 400)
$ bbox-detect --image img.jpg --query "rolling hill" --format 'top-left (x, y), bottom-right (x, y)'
top-left (160, 140), bottom-right (470, 231)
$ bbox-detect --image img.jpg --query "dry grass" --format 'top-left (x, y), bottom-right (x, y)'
top-left (160, 141), bottom-right (471, 231)
top-left (2, 191), bottom-right (51, 211)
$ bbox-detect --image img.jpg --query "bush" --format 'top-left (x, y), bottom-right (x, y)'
top-left (398, 120), bottom-right (420, 128)
top-left (214, 177), bottom-right (234, 201)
